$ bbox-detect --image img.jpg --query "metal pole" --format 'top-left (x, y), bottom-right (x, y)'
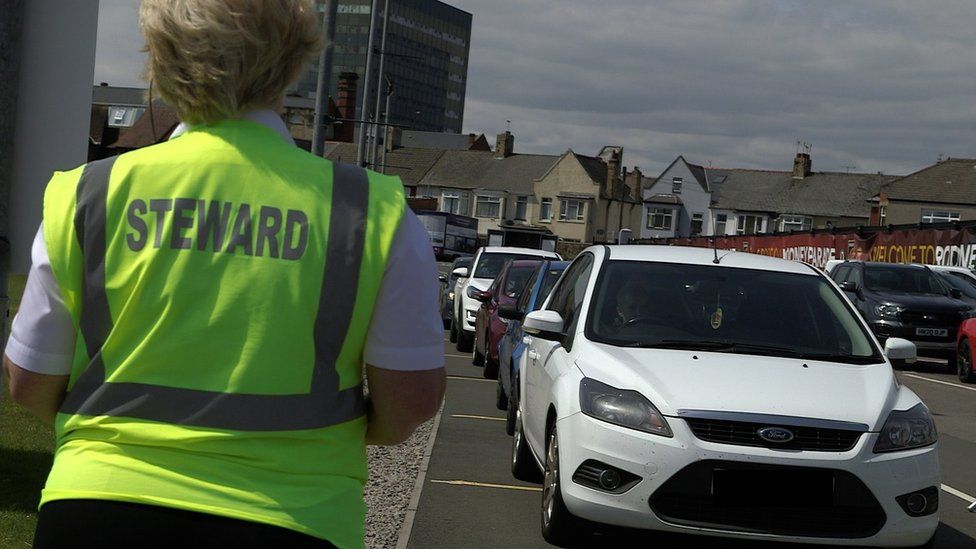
top-left (371, 0), bottom-right (391, 170)
top-left (356, 0), bottom-right (382, 166)
top-left (311, 0), bottom-right (338, 157)
top-left (381, 90), bottom-right (391, 174)
top-left (0, 0), bottom-right (25, 341)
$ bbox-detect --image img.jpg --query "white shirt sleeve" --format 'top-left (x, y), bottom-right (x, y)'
top-left (5, 224), bottom-right (77, 375)
top-left (363, 209), bottom-right (445, 371)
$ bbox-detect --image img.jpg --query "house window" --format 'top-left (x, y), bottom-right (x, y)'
top-left (559, 199), bottom-right (585, 221)
top-left (879, 205), bottom-right (887, 225)
top-left (737, 215), bottom-right (765, 235)
top-left (690, 213), bottom-right (704, 236)
top-left (715, 214), bottom-right (728, 235)
top-left (539, 198), bottom-right (552, 221)
top-left (475, 195), bottom-right (502, 218)
top-left (672, 177), bottom-right (683, 194)
top-left (515, 196), bottom-right (528, 220)
top-left (441, 192), bottom-right (469, 216)
top-left (647, 207), bottom-right (673, 230)
top-left (780, 215), bottom-right (813, 232)
top-left (921, 210), bottom-right (960, 223)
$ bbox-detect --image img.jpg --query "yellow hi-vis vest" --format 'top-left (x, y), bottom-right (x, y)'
top-left (39, 119), bottom-right (405, 549)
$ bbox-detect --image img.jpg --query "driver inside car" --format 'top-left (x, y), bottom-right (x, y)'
top-left (610, 276), bottom-right (655, 329)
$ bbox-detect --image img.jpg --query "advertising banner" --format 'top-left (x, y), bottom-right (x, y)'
top-left (668, 226), bottom-right (976, 271)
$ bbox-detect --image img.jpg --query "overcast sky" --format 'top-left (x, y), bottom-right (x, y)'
top-left (95, 0), bottom-right (976, 176)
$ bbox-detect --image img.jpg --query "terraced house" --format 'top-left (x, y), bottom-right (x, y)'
top-left (640, 153), bottom-right (894, 239)
top-left (869, 157), bottom-right (976, 226)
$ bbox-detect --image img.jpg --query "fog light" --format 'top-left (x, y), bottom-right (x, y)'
top-left (905, 493), bottom-right (927, 514)
top-left (896, 486), bottom-right (939, 517)
top-left (598, 469), bottom-right (622, 491)
top-left (572, 460), bottom-right (641, 494)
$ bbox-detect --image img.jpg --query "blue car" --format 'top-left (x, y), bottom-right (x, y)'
top-left (495, 260), bottom-right (569, 434)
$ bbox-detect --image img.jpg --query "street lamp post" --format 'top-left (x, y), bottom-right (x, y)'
top-left (311, 0), bottom-right (338, 157)
top-left (356, 0), bottom-right (382, 167)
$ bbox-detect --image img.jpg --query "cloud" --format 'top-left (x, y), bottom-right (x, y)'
top-left (94, 1), bottom-right (976, 175)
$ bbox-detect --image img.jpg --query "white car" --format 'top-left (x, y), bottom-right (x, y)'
top-left (450, 246), bottom-right (560, 353)
top-left (928, 264), bottom-right (976, 286)
top-left (512, 245), bottom-right (939, 547)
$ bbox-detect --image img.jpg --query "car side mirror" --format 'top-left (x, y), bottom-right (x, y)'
top-left (452, 267), bottom-right (470, 278)
top-left (839, 281), bottom-right (859, 293)
top-left (884, 337), bottom-right (917, 363)
top-left (474, 290), bottom-right (493, 303)
top-left (950, 288), bottom-right (963, 299)
top-left (523, 310), bottom-right (565, 339)
top-left (498, 303), bottom-right (525, 321)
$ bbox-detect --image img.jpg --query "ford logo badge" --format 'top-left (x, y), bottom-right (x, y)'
top-left (758, 427), bottom-right (795, 443)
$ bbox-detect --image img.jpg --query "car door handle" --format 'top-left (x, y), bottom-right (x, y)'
top-left (527, 350), bottom-right (539, 361)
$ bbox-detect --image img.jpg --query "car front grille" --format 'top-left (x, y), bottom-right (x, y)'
top-left (684, 418), bottom-right (862, 452)
top-left (899, 310), bottom-right (961, 327)
top-left (649, 460), bottom-right (886, 539)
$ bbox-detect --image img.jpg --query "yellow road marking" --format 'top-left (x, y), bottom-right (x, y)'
top-left (451, 414), bottom-right (505, 422)
top-left (447, 375), bottom-right (494, 383)
top-left (942, 483), bottom-right (976, 504)
top-left (430, 479), bottom-right (542, 492)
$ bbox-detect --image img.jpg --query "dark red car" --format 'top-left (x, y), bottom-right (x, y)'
top-left (472, 259), bottom-right (540, 378)
top-left (957, 318), bottom-right (976, 383)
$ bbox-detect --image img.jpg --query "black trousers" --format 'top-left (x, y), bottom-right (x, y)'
top-left (34, 499), bottom-right (339, 548)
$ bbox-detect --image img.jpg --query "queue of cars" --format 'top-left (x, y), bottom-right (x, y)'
top-left (825, 260), bottom-right (976, 382)
top-left (451, 246), bottom-right (943, 547)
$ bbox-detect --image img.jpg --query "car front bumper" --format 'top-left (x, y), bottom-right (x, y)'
top-left (556, 412), bottom-right (940, 547)
top-left (871, 321), bottom-right (957, 352)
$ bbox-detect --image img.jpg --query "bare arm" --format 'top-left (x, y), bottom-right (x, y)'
top-left (365, 364), bottom-right (446, 446)
top-left (3, 354), bottom-right (69, 425)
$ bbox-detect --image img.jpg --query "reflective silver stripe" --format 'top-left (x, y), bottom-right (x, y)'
top-left (60, 160), bottom-right (370, 431)
top-left (675, 409), bottom-right (869, 432)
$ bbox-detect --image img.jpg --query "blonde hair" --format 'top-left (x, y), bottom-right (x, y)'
top-left (140, 0), bottom-right (322, 125)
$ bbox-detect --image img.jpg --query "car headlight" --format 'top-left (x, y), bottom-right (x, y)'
top-left (873, 403), bottom-right (938, 453)
top-left (875, 304), bottom-right (904, 320)
top-left (579, 378), bottom-right (672, 437)
top-left (466, 286), bottom-right (480, 299)
top-left (448, 291), bottom-right (455, 301)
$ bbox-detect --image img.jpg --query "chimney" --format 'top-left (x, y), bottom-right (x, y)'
top-left (792, 152), bottom-right (812, 179)
top-left (630, 167), bottom-right (643, 202)
top-left (385, 126), bottom-right (402, 152)
top-left (335, 72), bottom-right (359, 143)
top-left (606, 150), bottom-right (621, 196)
top-left (495, 131), bottom-right (514, 158)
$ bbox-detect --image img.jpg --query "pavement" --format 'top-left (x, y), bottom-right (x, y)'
top-left (403, 337), bottom-right (976, 548)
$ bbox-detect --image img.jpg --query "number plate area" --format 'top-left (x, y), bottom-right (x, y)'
top-left (915, 327), bottom-right (948, 337)
top-left (712, 468), bottom-right (833, 507)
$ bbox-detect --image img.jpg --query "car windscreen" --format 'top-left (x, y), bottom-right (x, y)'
top-left (503, 266), bottom-right (538, 298)
top-left (938, 272), bottom-right (976, 299)
top-left (587, 261), bottom-right (880, 363)
top-left (474, 253), bottom-right (550, 279)
top-left (863, 265), bottom-right (945, 295)
top-left (537, 268), bottom-right (566, 307)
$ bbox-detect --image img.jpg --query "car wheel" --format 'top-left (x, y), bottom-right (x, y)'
top-left (511, 390), bottom-right (541, 482)
top-left (541, 424), bottom-right (582, 545)
top-left (442, 316), bottom-right (451, 330)
top-left (958, 339), bottom-right (976, 383)
top-left (456, 327), bottom-right (473, 353)
top-left (472, 332), bottom-right (485, 366)
top-left (449, 317), bottom-right (458, 343)
top-left (505, 374), bottom-right (517, 436)
top-left (495, 372), bottom-right (508, 411)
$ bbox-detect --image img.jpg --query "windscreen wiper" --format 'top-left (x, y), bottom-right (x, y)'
top-left (794, 352), bottom-right (882, 365)
top-left (624, 340), bottom-right (737, 351)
